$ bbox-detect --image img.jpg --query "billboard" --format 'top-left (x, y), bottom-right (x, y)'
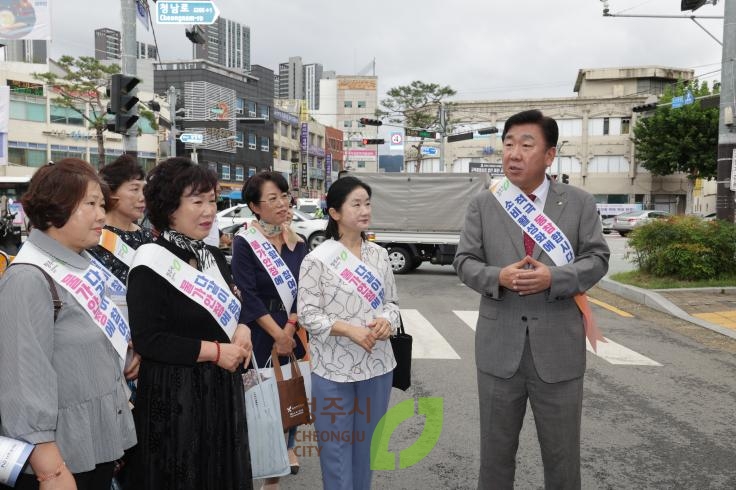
top-left (0, 0), bottom-right (51, 41)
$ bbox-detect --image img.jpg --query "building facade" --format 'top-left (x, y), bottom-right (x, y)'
top-left (276, 56), bottom-right (325, 110)
top-left (316, 75), bottom-right (379, 173)
top-left (153, 60), bottom-right (273, 193)
top-left (94, 28), bottom-right (156, 61)
top-left (194, 18), bottom-right (251, 72)
top-left (1, 61), bottom-right (159, 174)
top-left (3, 40), bottom-right (47, 64)
top-left (406, 66), bottom-right (695, 214)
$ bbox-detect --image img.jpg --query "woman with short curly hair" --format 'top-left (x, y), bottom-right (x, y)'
top-left (126, 157), bottom-right (254, 490)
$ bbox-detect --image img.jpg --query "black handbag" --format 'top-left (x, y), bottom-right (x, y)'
top-left (390, 314), bottom-right (412, 391)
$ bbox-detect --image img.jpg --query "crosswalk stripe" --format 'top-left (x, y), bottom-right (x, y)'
top-left (586, 338), bottom-right (662, 366)
top-left (452, 310), bottom-right (661, 366)
top-left (401, 309), bottom-right (461, 359)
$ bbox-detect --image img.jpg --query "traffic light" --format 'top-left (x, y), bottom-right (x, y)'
top-left (477, 127), bottom-right (499, 135)
top-left (185, 25), bottom-right (206, 44)
top-left (681, 0), bottom-right (707, 11)
top-left (359, 118), bottom-right (383, 126)
top-left (562, 174), bottom-right (569, 184)
top-left (362, 138), bottom-right (385, 145)
top-left (107, 73), bottom-right (140, 134)
top-left (447, 132), bottom-right (473, 142)
top-left (405, 128), bottom-right (438, 139)
top-left (632, 102), bottom-right (658, 113)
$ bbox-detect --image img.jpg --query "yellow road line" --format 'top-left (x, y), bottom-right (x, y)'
top-left (588, 297), bottom-right (634, 318)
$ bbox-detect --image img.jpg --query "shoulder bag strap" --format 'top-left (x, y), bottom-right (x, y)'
top-left (10, 263), bottom-right (62, 321)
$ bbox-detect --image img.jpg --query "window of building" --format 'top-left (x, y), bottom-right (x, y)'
top-left (247, 101), bottom-right (256, 116)
top-left (357, 161), bottom-right (366, 169)
top-left (261, 136), bottom-right (270, 152)
top-left (236, 98), bottom-right (245, 115)
top-left (259, 104), bottom-right (269, 120)
top-left (8, 147), bottom-right (47, 167)
top-left (248, 132), bottom-right (257, 150)
top-left (343, 120), bottom-right (352, 128)
top-left (343, 101), bottom-right (353, 108)
top-left (236, 131), bottom-right (244, 148)
top-left (587, 155), bottom-right (629, 173)
top-left (603, 117), bottom-right (610, 135)
top-left (235, 166), bottom-right (244, 181)
top-left (10, 99), bottom-right (46, 122)
top-left (222, 164), bottom-right (231, 180)
top-left (317, 135), bottom-right (324, 147)
top-left (357, 101), bottom-right (366, 108)
top-left (621, 117), bottom-right (631, 134)
top-left (281, 148), bottom-right (289, 161)
top-left (555, 156), bottom-right (582, 174)
top-left (280, 123), bottom-right (288, 137)
top-left (291, 126), bottom-right (298, 139)
top-left (50, 105), bottom-right (84, 126)
top-left (558, 119), bottom-right (582, 137)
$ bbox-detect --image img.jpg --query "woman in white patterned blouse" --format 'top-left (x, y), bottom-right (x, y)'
top-left (297, 176), bottom-right (400, 490)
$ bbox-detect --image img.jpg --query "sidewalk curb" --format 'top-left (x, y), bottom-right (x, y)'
top-left (597, 277), bottom-right (736, 341)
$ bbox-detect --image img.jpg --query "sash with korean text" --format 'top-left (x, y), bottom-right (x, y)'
top-left (237, 226), bottom-right (298, 313)
top-left (0, 436), bottom-right (33, 487)
top-left (491, 177), bottom-right (606, 351)
top-left (310, 239), bottom-right (385, 312)
top-left (131, 244), bottom-right (240, 339)
top-left (98, 228), bottom-right (136, 268)
top-left (12, 241), bottom-right (130, 360)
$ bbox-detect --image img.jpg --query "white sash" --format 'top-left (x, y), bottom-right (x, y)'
top-left (237, 226), bottom-right (298, 313)
top-left (0, 436), bottom-right (33, 487)
top-left (131, 244), bottom-right (240, 339)
top-left (98, 228), bottom-right (136, 267)
top-left (491, 177), bottom-right (574, 265)
top-left (311, 240), bottom-right (385, 312)
top-left (12, 242), bottom-right (130, 360)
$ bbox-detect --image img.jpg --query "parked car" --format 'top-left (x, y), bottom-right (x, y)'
top-left (296, 198), bottom-right (321, 218)
top-left (601, 216), bottom-right (615, 234)
top-left (216, 204), bottom-right (255, 230)
top-left (219, 208), bottom-right (327, 251)
top-left (612, 210), bottom-right (671, 237)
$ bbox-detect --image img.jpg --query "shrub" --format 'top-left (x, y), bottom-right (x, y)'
top-left (627, 215), bottom-right (736, 280)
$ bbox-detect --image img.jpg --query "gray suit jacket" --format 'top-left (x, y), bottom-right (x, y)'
top-left (453, 179), bottom-right (609, 383)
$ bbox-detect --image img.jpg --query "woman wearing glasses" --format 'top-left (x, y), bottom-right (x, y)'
top-left (231, 172), bottom-right (308, 489)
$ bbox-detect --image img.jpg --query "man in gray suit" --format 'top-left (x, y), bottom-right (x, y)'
top-left (454, 109), bottom-right (609, 489)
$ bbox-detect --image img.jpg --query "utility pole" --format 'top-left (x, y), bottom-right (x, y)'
top-left (716, 1), bottom-right (735, 221)
top-left (167, 86), bottom-right (177, 158)
top-left (121, 0), bottom-right (137, 156)
top-left (439, 103), bottom-right (447, 172)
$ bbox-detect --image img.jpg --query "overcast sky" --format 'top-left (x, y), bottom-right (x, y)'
top-left (48, 0), bottom-right (725, 102)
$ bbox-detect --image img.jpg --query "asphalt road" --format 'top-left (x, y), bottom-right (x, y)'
top-left (277, 237), bottom-right (736, 490)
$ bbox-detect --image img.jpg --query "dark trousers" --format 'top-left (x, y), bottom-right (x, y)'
top-left (3, 462), bottom-right (115, 490)
top-left (477, 336), bottom-right (584, 490)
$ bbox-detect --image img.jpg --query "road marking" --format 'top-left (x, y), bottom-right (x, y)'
top-left (453, 310), bottom-right (478, 331)
top-left (452, 310), bottom-right (661, 366)
top-left (587, 338), bottom-right (662, 366)
top-left (587, 297), bottom-right (634, 318)
top-left (692, 311), bottom-right (736, 330)
top-left (401, 309), bottom-right (461, 359)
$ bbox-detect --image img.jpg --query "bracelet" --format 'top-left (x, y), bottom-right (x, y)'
top-left (286, 319), bottom-right (297, 327)
top-left (213, 341), bottom-right (221, 364)
top-left (37, 461), bottom-right (66, 482)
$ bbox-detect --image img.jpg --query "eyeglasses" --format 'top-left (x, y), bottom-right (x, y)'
top-left (259, 193), bottom-right (291, 207)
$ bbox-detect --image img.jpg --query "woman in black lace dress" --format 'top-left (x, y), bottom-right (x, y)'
top-left (126, 158), bottom-right (253, 490)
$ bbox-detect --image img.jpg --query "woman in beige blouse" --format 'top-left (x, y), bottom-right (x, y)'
top-left (297, 176), bottom-right (400, 490)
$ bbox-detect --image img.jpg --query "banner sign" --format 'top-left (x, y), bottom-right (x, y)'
top-left (324, 153), bottom-right (332, 189)
top-left (0, 86), bottom-right (8, 166)
top-left (0, 0), bottom-right (51, 40)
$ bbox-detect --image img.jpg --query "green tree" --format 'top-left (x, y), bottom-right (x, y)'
top-left (377, 81), bottom-right (456, 172)
top-left (633, 79), bottom-right (719, 180)
top-left (34, 56), bottom-right (157, 166)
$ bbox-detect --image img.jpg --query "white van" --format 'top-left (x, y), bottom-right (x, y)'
top-left (296, 198), bottom-right (321, 218)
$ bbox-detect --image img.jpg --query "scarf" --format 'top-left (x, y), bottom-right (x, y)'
top-left (162, 229), bottom-right (219, 276)
top-left (253, 218), bottom-right (302, 251)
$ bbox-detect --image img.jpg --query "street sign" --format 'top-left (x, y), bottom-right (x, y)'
top-left (420, 146), bottom-right (438, 156)
top-left (156, 1), bottom-right (220, 25)
top-left (389, 132), bottom-right (403, 151)
top-left (684, 90), bottom-right (695, 106)
top-left (672, 96), bottom-right (684, 109)
top-left (180, 133), bottom-right (204, 144)
top-left (405, 128), bottom-right (438, 139)
top-left (469, 162), bottom-right (503, 176)
top-left (731, 149), bottom-right (736, 192)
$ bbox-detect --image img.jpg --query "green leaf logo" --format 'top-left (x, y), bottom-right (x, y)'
top-left (370, 397), bottom-right (443, 470)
